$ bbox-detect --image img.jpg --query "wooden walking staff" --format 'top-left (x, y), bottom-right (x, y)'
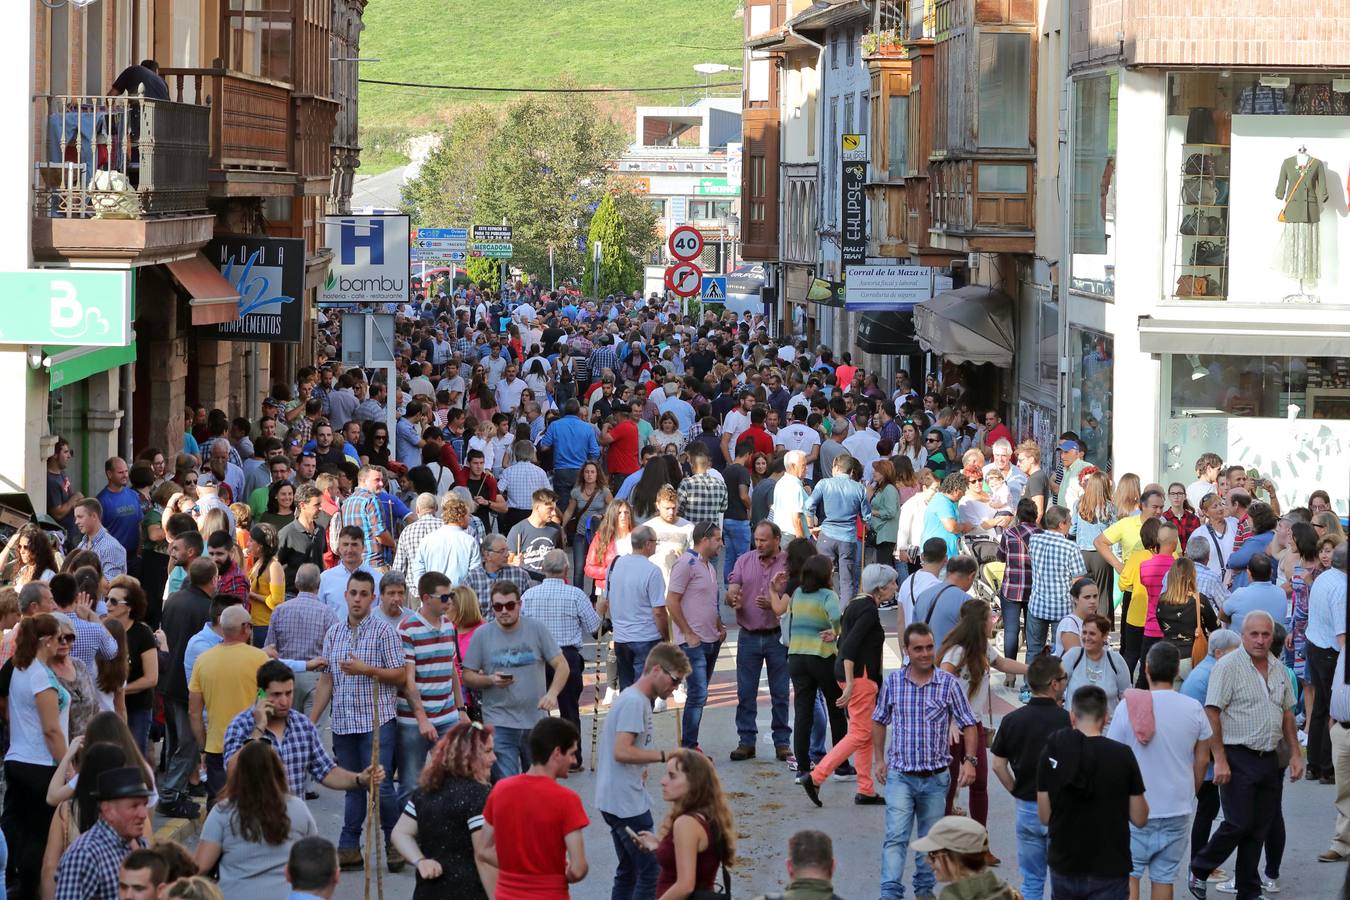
top-left (351, 621), bottom-right (384, 900)
top-left (589, 632), bottom-right (607, 771)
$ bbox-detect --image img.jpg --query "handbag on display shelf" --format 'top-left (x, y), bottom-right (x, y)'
top-left (1191, 240), bottom-right (1227, 267)
top-left (1183, 153), bottom-right (1215, 176)
top-left (1185, 107), bottom-right (1218, 144)
top-left (1180, 209), bottom-right (1224, 236)
top-left (1181, 177), bottom-right (1218, 206)
top-left (1175, 275), bottom-right (1213, 297)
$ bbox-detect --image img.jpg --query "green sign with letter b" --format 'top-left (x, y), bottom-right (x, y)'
top-left (0, 270), bottom-right (132, 347)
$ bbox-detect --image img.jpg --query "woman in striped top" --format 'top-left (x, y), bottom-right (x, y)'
top-left (768, 554), bottom-right (847, 783)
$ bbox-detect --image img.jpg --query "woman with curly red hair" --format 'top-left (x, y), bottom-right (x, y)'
top-left (391, 720), bottom-right (498, 899)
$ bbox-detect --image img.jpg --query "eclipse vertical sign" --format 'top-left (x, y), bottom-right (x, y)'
top-left (841, 133), bottom-right (867, 270)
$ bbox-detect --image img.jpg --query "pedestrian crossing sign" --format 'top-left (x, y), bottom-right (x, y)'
top-left (700, 275), bottom-right (727, 303)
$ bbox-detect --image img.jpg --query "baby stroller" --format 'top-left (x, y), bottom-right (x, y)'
top-left (959, 532), bottom-right (1004, 609)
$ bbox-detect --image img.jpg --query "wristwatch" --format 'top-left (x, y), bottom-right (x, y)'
top-left (963, 755), bottom-right (979, 766)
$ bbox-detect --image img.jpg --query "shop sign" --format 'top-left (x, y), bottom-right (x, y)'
top-left (806, 276), bottom-right (845, 308)
top-left (843, 265), bottom-right (938, 311)
top-left (323, 214), bottom-right (411, 305)
top-left (472, 225), bottom-right (513, 242)
top-left (698, 178), bottom-right (740, 196)
top-left (207, 236), bottom-right (306, 343)
top-left (841, 134), bottom-right (867, 268)
top-left (0, 270), bottom-right (131, 346)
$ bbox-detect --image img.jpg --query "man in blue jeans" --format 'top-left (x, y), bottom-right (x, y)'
top-left (990, 654), bottom-right (1071, 900)
top-left (871, 622), bottom-right (978, 900)
top-left (807, 453), bottom-right (871, 603)
top-left (720, 438), bottom-right (756, 581)
top-left (595, 642), bottom-right (691, 900)
top-left (726, 521), bottom-right (792, 761)
top-left (310, 570), bottom-right (407, 872)
top-left (394, 571), bottom-right (464, 806)
top-left (601, 526), bottom-right (669, 690)
top-left (666, 521), bottom-right (726, 751)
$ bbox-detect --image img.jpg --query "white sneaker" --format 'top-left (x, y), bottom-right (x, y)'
top-left (1215, 878), bottom-right (1278, 895)
top-left (653, 698), bottom-right (667, 713)
top-left (602, 686), bottom-right (618, 706)
top-left (672, 687), bottom-right (687, 705)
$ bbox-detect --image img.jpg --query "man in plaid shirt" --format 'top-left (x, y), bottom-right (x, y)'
top-left (310, 570), bottom-right (407, 871)
top-left (341, 466), bottom-right (394, 569)
top-left (996, 497), bottom-right (1041, 662)
top-left (1025, 505), bottom-right (1087, 667)
top-left (871, 622), bottom-right (978, 900)
top-left (52, 767), bottom-right (151, 900)
top-left (206, 530), bottom-right (250, 602)
top-left (677, 443), bottom-right (728, 526)
top-left (521, 550), bottom-right (601, 735)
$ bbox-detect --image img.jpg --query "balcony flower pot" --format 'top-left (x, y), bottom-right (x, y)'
top-left (862, 29), bottom-right (904, 58)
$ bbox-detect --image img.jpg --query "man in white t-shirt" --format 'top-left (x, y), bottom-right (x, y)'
top-left (898, 538), bottom-right (948, 624)
top-left (720, 391), bottom-right (756, 462)
top-left (770, 451), bottom-right (811, 540)
top-left (1106, 641), bottom-right (1212, 897)
top-left (841, 406), bottom-right (881, 483)
top-left (774, 406), bottom-right (823, 482)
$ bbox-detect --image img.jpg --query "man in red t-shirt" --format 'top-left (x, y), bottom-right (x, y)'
top-left (601, 407), bottom-right (640, 490)
top-left (981, 409), bottom-right (1014, 453)
top-left (739, 406), bottom-right (775, 456)
top-left (480, 718), bottom-right (590, 898)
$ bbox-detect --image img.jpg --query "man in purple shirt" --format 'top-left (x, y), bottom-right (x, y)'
top-left (872, 622), bottom-right (978, 900)
top-left (726, 521), bottom-right (791, 762)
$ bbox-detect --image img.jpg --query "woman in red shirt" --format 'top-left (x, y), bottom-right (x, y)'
top-left (1163, 481), bottom-right (1202, 548)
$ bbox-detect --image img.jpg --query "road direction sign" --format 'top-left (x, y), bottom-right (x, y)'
top-left (668, 225), bottom-right (704, 261)
top-left (700, 275), bottom-right (727, 303)
top-left (473, 225), bottom-right (513, 242)
top-left (416, 228), bottom-right (467, 240)
top-left (664, 261), bottom-right (703, 297)
top-left (413, 239), bottom-right (465, 250)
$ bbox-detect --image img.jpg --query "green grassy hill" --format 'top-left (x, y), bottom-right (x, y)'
top-left (358, 0), bottom-right (744, 173)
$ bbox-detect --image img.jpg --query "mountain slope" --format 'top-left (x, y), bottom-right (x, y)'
top-left (358, 0), bottom-right (744, 172)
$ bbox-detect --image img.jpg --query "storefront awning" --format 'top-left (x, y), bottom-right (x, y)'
top-left (1138, 317), bottom-right (1350, 358)
top-left (857, 311), bottom-right (922, 356)
top-left (165, 254), bottom-right (240, 326)
top-left (913, 286), bottom-right (1015, 367)
top-left (43, 344), bottom-right (137, 391)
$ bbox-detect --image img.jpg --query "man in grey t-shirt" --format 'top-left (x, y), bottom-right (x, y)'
top-left (461, 581), bottom-right (568, 779)
top-left (910, 555), bottom-right (977, 648)
top-left (599, 526), bottom-right (670, 690)
top-left (595, 642), bottom-right (690, 900)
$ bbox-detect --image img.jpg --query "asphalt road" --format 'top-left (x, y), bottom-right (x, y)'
top-left (162, 606), bottom-right (1349, 899)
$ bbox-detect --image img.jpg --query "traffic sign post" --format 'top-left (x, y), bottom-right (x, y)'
top-left (700, 275), bottom-right (727, 303)
top-left (664, 261), bottom-right (703, 298)
top-left (668, 225), bottom-right (704, 262)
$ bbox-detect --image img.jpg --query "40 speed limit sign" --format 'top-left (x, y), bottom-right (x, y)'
top-left (667, 225), bottom-right (704, 262)
top-left (664, 261), bottom-right (704, 297)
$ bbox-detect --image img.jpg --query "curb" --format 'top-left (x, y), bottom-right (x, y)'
top-left (154, 814), bottom-right (201, 846)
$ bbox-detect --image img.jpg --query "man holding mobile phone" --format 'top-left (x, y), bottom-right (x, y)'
top-left (594, 642), bottom-right (691, 900)
top-left (461, 581), bottom-right (569, 780)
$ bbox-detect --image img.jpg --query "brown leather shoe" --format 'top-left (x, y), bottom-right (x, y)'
top-left (338, 848), bottom-right (364, 870)
top-left (1319, 849), bottom-right (1349, 863)
top-left (775, 745), bottom-right (792, 761)
top-left (729, 744), bottom-right (756, 761)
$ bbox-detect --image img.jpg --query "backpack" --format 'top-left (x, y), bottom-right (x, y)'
top-left (1065, 645), bottom-right (1118, 675)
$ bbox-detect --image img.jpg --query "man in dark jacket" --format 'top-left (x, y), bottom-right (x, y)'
top-left (157, 557), bottom-right (215, 818)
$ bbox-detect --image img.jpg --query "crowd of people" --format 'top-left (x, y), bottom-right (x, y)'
top-left (3, 276), bottom-right (1343, 900)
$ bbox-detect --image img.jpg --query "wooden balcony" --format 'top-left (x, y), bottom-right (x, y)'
top-left (161, 64), bottom-right (298, 198)
top-left (293, 94), bottom-right (340, 196)
top-left (928, 157), bottom-right (1034, 253)
top-left (31, 94), bottom-right (215, 265)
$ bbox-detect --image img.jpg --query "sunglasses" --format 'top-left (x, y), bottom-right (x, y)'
top-left (925, 437), bottom-right (941, 442)
top-left (106, 596), bottom-right (129, 608)
top-left (660, 666), bottom-right (683, 687)
top-left (55, 634), bottom-right (76, 644)
top-left (491, 600), bottom-right (518, 613)
top-left (434, 591), bottom-right (454, 601)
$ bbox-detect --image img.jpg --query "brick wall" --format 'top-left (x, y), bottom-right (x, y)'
top-left (1070, 0), bottom-right (1350, 71)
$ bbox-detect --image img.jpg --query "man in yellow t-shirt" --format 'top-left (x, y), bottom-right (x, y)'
top-left (1093, 487), bottom-right (1167, 573)
top-left (189, 604), bottom-right (269, 806)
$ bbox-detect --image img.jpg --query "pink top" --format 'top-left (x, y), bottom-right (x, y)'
top-left (1138, 554), bottom-right (1173, 638)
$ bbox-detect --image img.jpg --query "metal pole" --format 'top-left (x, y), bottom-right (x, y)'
top-left (550, 246), bottom-right (555, 291)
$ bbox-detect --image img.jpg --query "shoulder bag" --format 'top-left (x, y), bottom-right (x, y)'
top-left (1278, 164), bottom-right (1310, 223)
top-left (690, 815), bottom-right (733, 900)
top-left (1190, 592), bottom-right (1209, 668)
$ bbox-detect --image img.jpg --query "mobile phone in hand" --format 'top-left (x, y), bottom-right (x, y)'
top-left (624, 826), bottom-right (642, 844)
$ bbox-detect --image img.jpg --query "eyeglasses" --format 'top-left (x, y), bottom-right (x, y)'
top-left (491, 600), bottom-right (518, 613)
top-left (660, 666), bottom-right (683, 687)
top-left (1168, 490), bottom-right (1186, 497)
top-left (55, 634), bottom-right (76, 644)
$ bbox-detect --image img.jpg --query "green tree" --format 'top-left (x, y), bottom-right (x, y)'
top-left (464, 255), bottom-right (500, 287)
top-left (584, 192), bottom-right (639, 296)
top-left (401, 105), bottom-right (501, 228)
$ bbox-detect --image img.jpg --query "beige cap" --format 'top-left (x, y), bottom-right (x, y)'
top-left (911, 816), bottom-right (991, 855)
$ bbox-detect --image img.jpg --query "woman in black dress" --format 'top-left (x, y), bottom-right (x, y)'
top-left (390, 720), bottom-right (498, 899)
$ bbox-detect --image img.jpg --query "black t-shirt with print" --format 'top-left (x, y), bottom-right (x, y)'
top-left (1036, 730), bottom-right (1145, 878)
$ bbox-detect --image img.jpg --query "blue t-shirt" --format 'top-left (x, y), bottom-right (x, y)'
top-left (921, 494), bottom-right (961, 556)
top-left (96, 485), bottom-right (143, 555)
top-left (395, 418), bottom-right (423, 468)
top-left (1222, 582), bottom-right (1287, 634)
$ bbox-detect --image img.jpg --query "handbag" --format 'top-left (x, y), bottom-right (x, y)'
top-left (1278, 164), bottom-right (1310, 223)
top-left (1190, 592), bottom-right (1209, 668)
top-left (1180, 210), bottom-right (1223, 236)
top-left (1175, 275), bottom-right (1212, 297)
top-left (1184, 153), bottom-right (1215, 176)
top-left (1191, 240), bottom-right (1227, 267)
top-left (690, 865), bottom-right (732, 900)
top-left (1182, 177), bottom-right (1217, 206)
top-left (1185, 107), bottom-right (1217, 145)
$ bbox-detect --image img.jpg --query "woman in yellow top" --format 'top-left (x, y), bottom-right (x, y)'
top-left (1093, 485), bottom-right (1167, 624)
top-left (246, 524), bottom-right (285, 647)
top-left (1116, 516), bottom-right (1162, 678)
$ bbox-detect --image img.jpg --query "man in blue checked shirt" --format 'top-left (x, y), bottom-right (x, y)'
top-left (871, 621), bottom-right (979, 900)
top-left (223, 659), bottom-right (383, 798)
top-left (807, 453), bottom-right (871, 602)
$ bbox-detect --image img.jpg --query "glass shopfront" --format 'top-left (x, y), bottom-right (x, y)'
top-left (1066, 327), bottom-right (1113, 471)
top-left (1161, 352), bottom-right (1350, 515)
top-left (1165, 72), bottom-right (1350, 305)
